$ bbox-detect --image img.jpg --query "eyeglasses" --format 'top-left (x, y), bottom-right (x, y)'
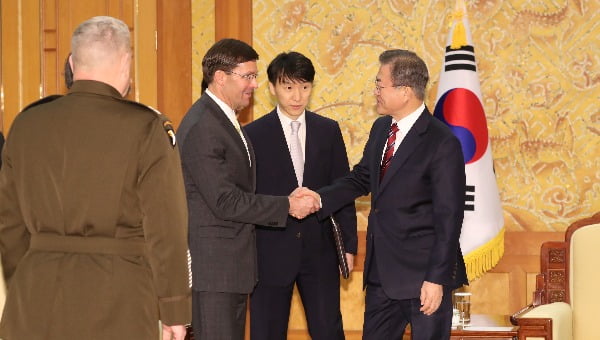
top-left (227, 71), bottom-right (259, 81)
top-left (374, 80), bottom-right (402, 93)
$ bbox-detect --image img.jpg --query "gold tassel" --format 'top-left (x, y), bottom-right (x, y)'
top-left (463, 228), bottom-right (505, 281)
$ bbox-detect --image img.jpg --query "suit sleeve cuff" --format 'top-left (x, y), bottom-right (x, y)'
top-left (159, 294), bottom-right (192, 326)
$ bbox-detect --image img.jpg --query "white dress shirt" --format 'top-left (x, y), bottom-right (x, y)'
top-left (381, 103), bottom-right (424, 161)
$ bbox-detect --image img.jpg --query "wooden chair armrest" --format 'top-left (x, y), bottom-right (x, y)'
top-left (510, 303), bottom-right (535, 325)
top-left (516, 317), bottom-right (553, 340)
top-left (514, 302), bottom-right (572, 340)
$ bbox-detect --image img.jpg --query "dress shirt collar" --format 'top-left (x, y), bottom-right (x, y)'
top-left (205, 89), bottom-right (239, 127)
top-left (393, 102), bottom-right (424, 133)
top-left (276, 106), bottom-right (306, 127)
top-left (205, 89), bottom-right (251, 166)
top-left (276, 106), bottom-right (307, 157)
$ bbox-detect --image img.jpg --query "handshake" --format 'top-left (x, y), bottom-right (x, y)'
top-left (288, 187), bottom-right (321, 219)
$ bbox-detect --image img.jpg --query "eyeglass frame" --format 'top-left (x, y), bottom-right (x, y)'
top-left (374, 80), bottom-right (409, 93)
top-left (226, 70), bottom-right (259, 81)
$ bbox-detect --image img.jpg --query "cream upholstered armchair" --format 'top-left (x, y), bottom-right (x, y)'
top-left (512, 212), bottom-right (600, 340)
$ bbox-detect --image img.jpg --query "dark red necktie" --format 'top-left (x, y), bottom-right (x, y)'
top-left (380, 123), bottom-right (398, 182)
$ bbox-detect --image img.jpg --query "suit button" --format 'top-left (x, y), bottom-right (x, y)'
top-left (373, 208), bottom-right (379, 213)
top-left (296, 232), bottom-right (302, 239)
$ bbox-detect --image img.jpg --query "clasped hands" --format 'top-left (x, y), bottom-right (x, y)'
top-left (288, 187), bottom-right (321, 219)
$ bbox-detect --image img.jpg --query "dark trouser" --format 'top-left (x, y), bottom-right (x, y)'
top-left (250, 253), bottom-right (344, 340)
top-left (192, 290), bottom-right (247, 340)
top-left (362, 284), bottom-right (452, 340)
top-left (362, 252), bottom-right (452, 340)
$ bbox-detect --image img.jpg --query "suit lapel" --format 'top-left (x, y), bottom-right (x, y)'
top-left (240, 128), bottom-right (256, 187)
top-left (378, 110), bottom-right (430, 191)
top-left (303, 112), bottom-right (317, 187)
top-left (202, 94), bottom-right (251, 168)
top-left (265, 111), bottom-right (299, 186)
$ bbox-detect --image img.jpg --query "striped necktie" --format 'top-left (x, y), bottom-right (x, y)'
top-left (380, 123), bottom-right (398, 182)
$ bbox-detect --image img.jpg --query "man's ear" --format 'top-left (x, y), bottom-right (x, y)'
top-left (68, 54), bottom-right (74, 71)
top-left (117, 52), bottom-right (132, 96)
top-left (120, 52), bottom-right (131, 71)
top-left (268, 82), bottom-right (276, 96)
top-left (213, 69), bottom-right (227, 87)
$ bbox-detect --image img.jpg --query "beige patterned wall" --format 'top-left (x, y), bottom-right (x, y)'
top-left (250, 0), bottom-right (599, 233)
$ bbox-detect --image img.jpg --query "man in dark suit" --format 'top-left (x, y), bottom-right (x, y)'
top-left (245, 52), bottom-right (357, 340)
top-left (296, 49), bottom-right (468, 339)
top-left (177, 39), bottom-right (318, 340)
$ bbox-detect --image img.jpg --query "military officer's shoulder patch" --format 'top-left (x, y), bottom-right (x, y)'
top-left (155, 109), bottom-right (177, 148)
top-left (21, 95), bottom-right (63, 112)
top-left (122, 100), bottom-right (177, 147)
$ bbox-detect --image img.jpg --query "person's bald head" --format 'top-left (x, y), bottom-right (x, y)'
top-left (70, 16), bottom-right (132, 96)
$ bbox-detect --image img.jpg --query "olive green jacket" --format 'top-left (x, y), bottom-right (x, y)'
top-left (0, 80), bottom-right (190, 339)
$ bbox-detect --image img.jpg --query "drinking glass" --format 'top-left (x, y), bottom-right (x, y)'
top-left (454, 292), bottom-right (471, 326)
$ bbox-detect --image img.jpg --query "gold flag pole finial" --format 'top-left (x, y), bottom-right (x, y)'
top-left (450, 0), bottom-right (468, 49)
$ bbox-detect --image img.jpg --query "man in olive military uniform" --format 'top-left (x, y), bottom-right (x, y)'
top-left (0, 16), bottom-right (190, 340)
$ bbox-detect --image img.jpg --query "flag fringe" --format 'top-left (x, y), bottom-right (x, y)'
top-left (463, 228), bottom-right (505, 281)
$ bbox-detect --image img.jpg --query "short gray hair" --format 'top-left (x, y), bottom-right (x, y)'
top-left (379, 49), bottom-right (429, 100)
top-left (71, 16), bottom-right (131, 68)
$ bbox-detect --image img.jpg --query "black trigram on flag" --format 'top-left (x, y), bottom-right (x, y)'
top-left (444, 46), bottom-right (476, 72)
top-left (465, 185), bottom-right (475, 211)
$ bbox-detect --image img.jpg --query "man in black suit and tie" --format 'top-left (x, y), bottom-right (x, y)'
top-left (245, 52), bottom-right (357, 340)
top-left (296, 49), bottom-right (468, 339)
top-left (177, 39), bottom-right (319, 340)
